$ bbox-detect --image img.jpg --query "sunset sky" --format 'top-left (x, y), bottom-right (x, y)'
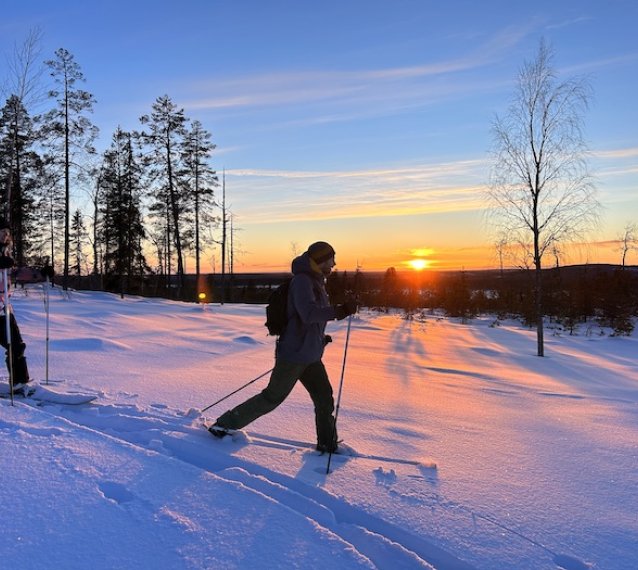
top-left (2, 0), bottom-right (637, 273)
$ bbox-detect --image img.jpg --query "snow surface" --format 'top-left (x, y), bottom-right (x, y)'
top-left (1, 286), bottom-right (636, 570)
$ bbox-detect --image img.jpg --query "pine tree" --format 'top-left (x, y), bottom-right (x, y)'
top-left (70, 208), bottom-right (86, 277)
top-left (0, 96), bottom-right (43, 264)
top-left (42, 48), bottom-right (98, 290)
top-left (181, 120), bottom-right (217, 282)
top-left (381, 267), bottom-right (399, 311)
top-left (140, 95), bottom-right (188, 296)
top-left (98, 128), bottom-right (147, 296)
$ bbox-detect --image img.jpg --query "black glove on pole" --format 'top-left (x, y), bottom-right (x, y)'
top-left (334, 300), bottom-right (357, 320)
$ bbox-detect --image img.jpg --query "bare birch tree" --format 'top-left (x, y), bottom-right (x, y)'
top-left (618, 222), bottom-right (637, 268)
top-left (486, 39), bottom-right (599, 356)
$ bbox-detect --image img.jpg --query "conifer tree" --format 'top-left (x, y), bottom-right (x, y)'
top-left (42, 48), bottom-right (98, 290)
top-left (98, 128), bottom-right (147, 296)
top-left (181, 120), bottom-right (217, 281)
top-left (140, 95), bottom-right (188, 296)
top-left (0, 96), bottom-right (43, 264)
top-left (70, 208), bottom-right (86, 277)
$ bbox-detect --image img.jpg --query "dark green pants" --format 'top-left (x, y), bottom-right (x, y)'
top-left (0, 312), bottom-right (30, 384)
top-left (216, 359), bottom-right (337, 449)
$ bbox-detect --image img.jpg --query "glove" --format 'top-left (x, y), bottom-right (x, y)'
top-left (0, 255), bottom-right (14, 270)
top-left (323, 335), bottom-right (333, 346)
top-left (334, 300), bottom-right (357, 320)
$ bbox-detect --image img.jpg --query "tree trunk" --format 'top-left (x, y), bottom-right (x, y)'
top-left (534, 261), bottom-right (544, 357)
top-left (63, 85), bottom-right (70, 291)
top-left (166, 140), bottom-right (184, 297)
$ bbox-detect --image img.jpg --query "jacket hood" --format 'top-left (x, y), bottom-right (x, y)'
top-left (291, 252), bottom-right (321, 278)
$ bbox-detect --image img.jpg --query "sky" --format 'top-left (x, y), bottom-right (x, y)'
top-left (1, 0), bottom-right (637, 272)
top-left (1, 286), bottom-right (637, 569)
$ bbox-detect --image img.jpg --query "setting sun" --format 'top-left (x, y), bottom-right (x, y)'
top-left (408, 258), bottom-right (430, 271)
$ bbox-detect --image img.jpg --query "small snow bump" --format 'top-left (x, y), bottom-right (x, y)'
top-left (553, 553), bottom-right (591, 570)
top-left (233, 335), bottom-right (259, 344)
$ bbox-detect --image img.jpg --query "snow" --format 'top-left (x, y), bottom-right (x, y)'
top-left (1, 286), bottom-right (637, 570)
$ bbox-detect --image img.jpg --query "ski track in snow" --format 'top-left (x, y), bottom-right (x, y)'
top-left (17, 396), bottom-right (472, 570)
top-left (12, 392), bottom-right (595, 570)
top-left (6, 291), bottom-right (609, 570)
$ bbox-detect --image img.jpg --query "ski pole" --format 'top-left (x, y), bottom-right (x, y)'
top-left (201, 367), bottom-right (274, 413)
top-left (326, 313), bottom-right (353, 474)
top-left (44, 277), bottom-right (50, 385)
top-left (3, 268), bottom-right (14, 405)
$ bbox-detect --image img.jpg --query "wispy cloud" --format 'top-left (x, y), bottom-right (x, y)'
top-left (225, 159), bottom-right (490, 224)
top-left (221, 144), bottom-right (637, 227)
top-left (183, 25), bottom-right (532, 119)
top-left (591, 147), bottom-right (638, 180)
top-left (561, 52), bottom-right (638, 75)
top-left (593, 147), bottom-right (638, 159)
top-left (545, 16), bottom-right (593, 31)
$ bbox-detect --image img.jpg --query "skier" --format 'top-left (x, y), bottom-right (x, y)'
top-left (41, 257), bottom-right (55, 286)
top-left (0, 220), bottom-right (31, 393)
top-left (210, 241), bottom-right (357, 452)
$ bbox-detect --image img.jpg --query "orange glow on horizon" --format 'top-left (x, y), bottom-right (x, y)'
top-left (165, 236), bottom-right (632, 274)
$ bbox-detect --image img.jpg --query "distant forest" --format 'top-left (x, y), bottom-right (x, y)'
top-left (334, 265), bottom-right (636, 336)
top-left (321, 265), bottom-right (638, 336)
top-left (341, 265), bottom-right (637, 336)
top-left (66, 264), bottom-right (632, 336)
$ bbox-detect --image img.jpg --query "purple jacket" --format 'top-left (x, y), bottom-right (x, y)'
top-left (276, 252), bottom-right (337, 364)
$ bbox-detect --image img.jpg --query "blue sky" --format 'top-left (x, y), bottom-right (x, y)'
top-left (2, 0), bottom-right (637, 272)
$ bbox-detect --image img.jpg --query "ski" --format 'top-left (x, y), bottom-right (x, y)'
top-left (0, 384), bottom-right (36, 398)
top-left (0, 381), bottom-right (97, 405)
top-left (203, 421), bottom-right (436, 469)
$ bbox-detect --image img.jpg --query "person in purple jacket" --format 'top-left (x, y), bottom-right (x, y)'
top-left (210, 241), bottom-right (357, 452)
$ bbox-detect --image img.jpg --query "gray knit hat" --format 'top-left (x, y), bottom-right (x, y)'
top-left (307, 241), bottom-right (336, 264)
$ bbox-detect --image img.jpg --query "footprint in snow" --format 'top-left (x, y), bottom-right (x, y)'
top-left (99, 481), bottom-right (137, 505)
top-left (373, 467), bottom-right (397, 486)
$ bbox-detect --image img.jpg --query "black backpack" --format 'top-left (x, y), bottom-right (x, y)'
top-left (265, 278), bottom-right (292, 336)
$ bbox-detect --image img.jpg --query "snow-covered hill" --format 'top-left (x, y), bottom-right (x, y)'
top-left (1, 286), bottom-right (636, 569)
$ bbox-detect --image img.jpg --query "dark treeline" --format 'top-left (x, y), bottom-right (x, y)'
top-left (168, 264), bottom-right (636, 336)
top-left (67, 264), bottom-right (636, 336)
top-left (352, 265), bottom-right (637, 336)
top-left (351, 265), bottom-right (637, 336)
